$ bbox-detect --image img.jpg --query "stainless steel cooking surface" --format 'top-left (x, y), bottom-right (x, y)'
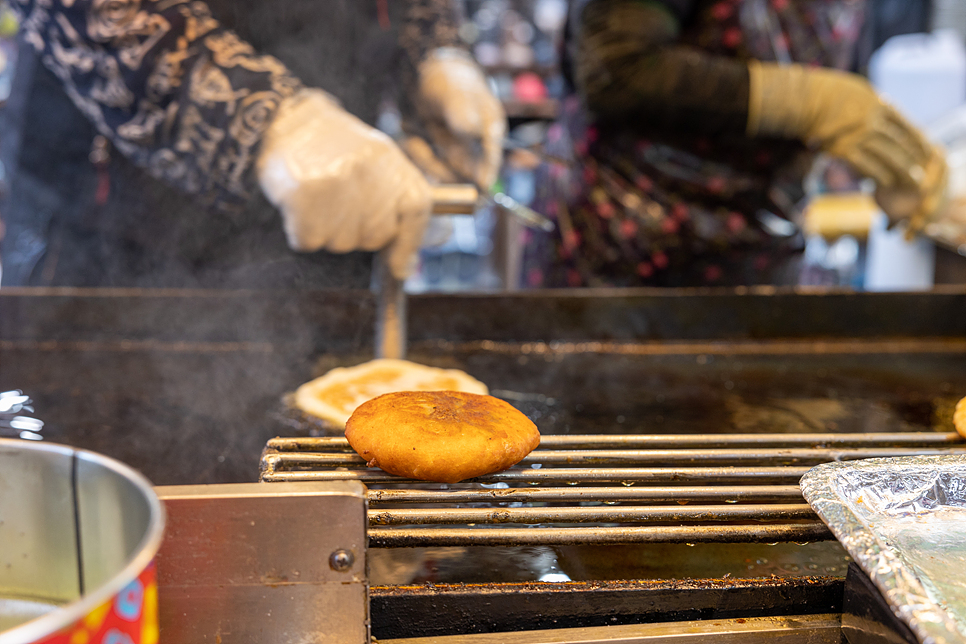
top-left (154, 481), bottom-right (368, 644)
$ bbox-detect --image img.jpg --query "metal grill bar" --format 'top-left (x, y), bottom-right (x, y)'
top-left (369, 503), bottom-right (816, 526)
top-left (260, 432), bottom-right (963, 547)
top-left (423, 337), bottom-right (966, 356)
top-left (263, 447), bottom-right (966, 469)
top-left (265, 432), bottom-right (964, 451)
top-left (367, 523), bottom-right (834, 547)
top-left (365, 485), bottom-right (804, 504)
top-left (261, 464), bottom-right (813, 484)
top-left (378, 614), bottom-right (844, 644)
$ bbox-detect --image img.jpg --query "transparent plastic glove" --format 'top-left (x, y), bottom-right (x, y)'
top-left (416, 48), bottom-right (507, 190)
top-left (748, 61), bottom-right (948, 232)
top-left (257, 89), bottom-right (432, 280)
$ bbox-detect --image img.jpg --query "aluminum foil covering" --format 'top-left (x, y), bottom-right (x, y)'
top-left (801, 455), bottom-right (966, 644)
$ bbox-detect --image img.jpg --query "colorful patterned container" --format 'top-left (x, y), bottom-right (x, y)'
top-left (0, 439), bottom-right (165, 644)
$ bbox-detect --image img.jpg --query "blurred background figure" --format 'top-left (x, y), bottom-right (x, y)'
top-left (518, 0), bottom-right (950, 288)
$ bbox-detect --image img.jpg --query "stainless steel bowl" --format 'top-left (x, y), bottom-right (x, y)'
top-left (0, 438), bottom-right (165, 644)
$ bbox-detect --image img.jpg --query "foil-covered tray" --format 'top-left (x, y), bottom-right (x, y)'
top-left (802, 455), bottom-right (966, 644)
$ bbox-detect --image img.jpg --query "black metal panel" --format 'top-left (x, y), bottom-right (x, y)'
top-left (3, 286), bottom-right (965, 345)
top-left (409, 287), bottom-right (966, 342)
top-left (0, 287), bottom-right (373, 350)
top-left (842, 562), bottom-right (918, 644)
top-left (369, 577), bottom-right (845, 639)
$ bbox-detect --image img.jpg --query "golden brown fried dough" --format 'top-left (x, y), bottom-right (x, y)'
top-left (955, 396), bottom-right (966, 440)
top-left (345, 391), bottom-right (540, 483)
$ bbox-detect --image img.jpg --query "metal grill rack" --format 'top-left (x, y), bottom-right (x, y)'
top-left (260, 433), bottom-right (966, 548)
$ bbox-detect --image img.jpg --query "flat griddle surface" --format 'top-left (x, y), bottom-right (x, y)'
top-left (2, 287), bottom-right (965, 486)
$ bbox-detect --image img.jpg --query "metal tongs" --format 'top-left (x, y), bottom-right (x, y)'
top-left (373, 184), bottom-right (553, 359)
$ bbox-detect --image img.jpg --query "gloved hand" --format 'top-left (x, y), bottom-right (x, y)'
top-left (257, 89), bottom-right (432, 280)
top-left (415, 48), bottom-right (506, 191)
top-left (747, 61), bottom-right (948, 235)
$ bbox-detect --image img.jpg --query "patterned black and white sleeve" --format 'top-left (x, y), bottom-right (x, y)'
top-left (10, 0), bottom-right (302, 208)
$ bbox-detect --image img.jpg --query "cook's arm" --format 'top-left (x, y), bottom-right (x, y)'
top-left (9, 0), bottom-right (301, 209)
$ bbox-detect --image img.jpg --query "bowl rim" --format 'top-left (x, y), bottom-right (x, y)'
top-left (0, 438), bottom-right (166, 644)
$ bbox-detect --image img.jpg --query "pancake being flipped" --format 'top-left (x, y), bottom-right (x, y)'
top-left (294, 359), bottom-right (489, 427)
top-left (345, 391), bottom-right (541, 483)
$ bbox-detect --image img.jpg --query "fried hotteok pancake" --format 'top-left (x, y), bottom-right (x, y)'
top-left (345, 391), bottom-right (540, 483)
top-left (294, 359), bottom-right (489, 427)
top-left (955, 396), bottom-right (966, 439)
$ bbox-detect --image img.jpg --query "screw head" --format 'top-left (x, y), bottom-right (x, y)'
top-left (329, 549), bottom-right (355, 572)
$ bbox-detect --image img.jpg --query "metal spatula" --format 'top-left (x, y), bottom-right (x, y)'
top-left (372, 184), bottom-right (478, 360)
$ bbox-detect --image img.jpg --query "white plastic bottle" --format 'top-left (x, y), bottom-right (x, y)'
top-left (864, 30), bottom-right (966, 291)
